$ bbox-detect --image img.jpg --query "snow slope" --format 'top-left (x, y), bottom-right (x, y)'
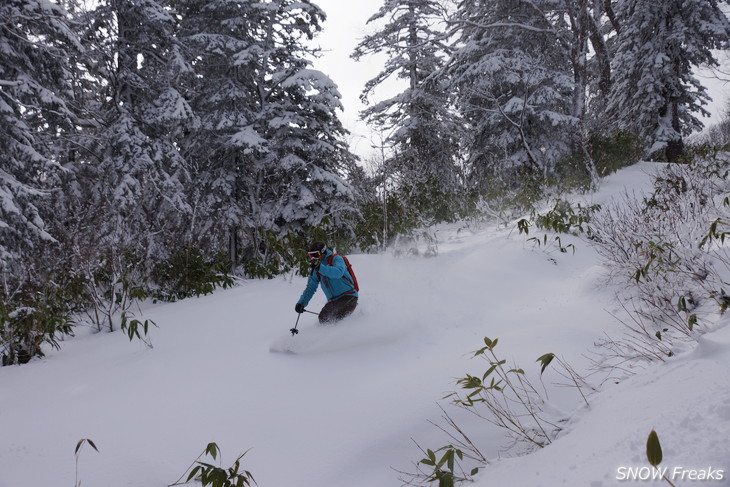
top-left (1, 162), bottom-right (728, 487)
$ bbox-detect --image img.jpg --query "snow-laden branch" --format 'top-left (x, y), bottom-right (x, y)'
top-left (0, 80), bottom-right (25, 87)
top-left (448, 19), bottom-right (558, 35)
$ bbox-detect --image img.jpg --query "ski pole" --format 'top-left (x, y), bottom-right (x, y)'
top-left (290, 312), bottom-right (302, 336)
top-left (290, 309), bottom-right (319, 335)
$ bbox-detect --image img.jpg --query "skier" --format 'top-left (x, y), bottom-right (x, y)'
top-left (295, 242), bottom-right (358, 324)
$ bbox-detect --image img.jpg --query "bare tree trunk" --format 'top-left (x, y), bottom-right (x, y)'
top-left (587, 0), bottom-right (612, 95)
top-left (603, 0), bottom-right (620, 34)
top-left (665, 100), bottom-right (684, 162)
top-left (570, 0), bottom-right (600, 184)
top-left (229, 225), bottom-right (238, 273)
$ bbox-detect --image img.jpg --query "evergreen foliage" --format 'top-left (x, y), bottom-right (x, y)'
top-left (0, 0), bottom-right (80, 268)
top-left (352, 0), bottom-right (464, 224)
top-left (151, 248), bottom-right (234, 302)
top-left (604, 0), bottom-right (730, 162)
top-left (447, 0), bottom-right (582, 187)
top-left (0, 284), bottom-right (75, 366)
top-left (176, 0), bottom-right (357, 272)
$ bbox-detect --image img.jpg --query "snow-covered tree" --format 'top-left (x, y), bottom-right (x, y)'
top-left (177, 0), bottom-right (356, 272)
top-left (604, 0), bottom-right (730, 161)
top-left (38, 0), bottom-right (198, 330)
top-left (352, 0), bottom-right (463, 223)
top-left (0, 0), bottom-right (81, 270)
top-left (447, 0), bottom-right (579, 186)
top-left (0, 0), bottom-right (88, 364)
top-left (65, 0), bottom-right (194, 270)
top-left (584, 0), bottom-right (615, 98)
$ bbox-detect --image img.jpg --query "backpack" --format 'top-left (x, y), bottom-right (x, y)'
top-left (328, 253), bottom-right (359, 292)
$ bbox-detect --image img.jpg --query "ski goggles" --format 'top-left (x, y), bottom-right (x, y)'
top-left (307, 250), bottom-right (322, 260)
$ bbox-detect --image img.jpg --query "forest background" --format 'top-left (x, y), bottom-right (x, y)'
top-left (3, 0), bottom-right (730, 366)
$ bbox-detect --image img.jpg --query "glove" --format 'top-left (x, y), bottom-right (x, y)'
top-left (310, 260), bottom-right (321, 271)
top-left (295, 303), bottom-right (305, 314)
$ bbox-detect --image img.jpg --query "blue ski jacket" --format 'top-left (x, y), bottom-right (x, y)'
top-left (297, 250), bottom-right (358, 307)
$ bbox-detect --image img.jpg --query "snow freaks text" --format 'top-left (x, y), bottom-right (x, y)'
top-left (616, 466), bottom-right (725, 482)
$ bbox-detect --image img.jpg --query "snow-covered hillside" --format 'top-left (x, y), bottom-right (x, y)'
top-left (1, 163), bottom-right (728, 487)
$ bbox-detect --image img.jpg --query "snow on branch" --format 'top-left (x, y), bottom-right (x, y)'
top-left (0, 80), bottom-right (24, 87)
top-left (448, 19), bottom-right (558, 35)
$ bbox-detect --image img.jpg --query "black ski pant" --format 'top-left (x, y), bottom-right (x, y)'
top-left (319, 295), bottom-right (358, 324)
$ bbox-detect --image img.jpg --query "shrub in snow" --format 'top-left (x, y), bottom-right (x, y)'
top-left (171, 442), bottom-right (256, 487)
top-left (120, 312), bottom-right (157, 349)
top-left (241, 229), bottom-right (313, 279)
top-left (0, 254), bottom-right (81, 366)
top-left (588, 131), bottom-right (644, 177)
top-left (75, 438), bottom-right (99, 487)
top-left (448, 337), bottom-right (558, 451)
top-left (398, 404), bottom-right (485, 487)
top-left (591, 151), bottom-right (730, 365)
top-left (412, 445), bottom-right (476, 487)
top-left (532, 199), bottom-right (601, 237)
top-left (0, 291), bottom-right (75, 366)
top-left (151, 248), bottom-right (234, 302)
top-left (404, 337), bottom-right (592, 486)
top-left (516, 198), bottom-right (601, 255)
top-left (75, 247), bottom-right (149, 333)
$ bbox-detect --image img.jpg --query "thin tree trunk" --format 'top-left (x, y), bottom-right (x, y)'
top-left (666, 100), bottom-right (684, 162)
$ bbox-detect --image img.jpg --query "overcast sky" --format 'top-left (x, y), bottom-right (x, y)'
top-left (697, 61), bottom-right (730, 127)
top-left (311, 0), bottom-right (396, 160)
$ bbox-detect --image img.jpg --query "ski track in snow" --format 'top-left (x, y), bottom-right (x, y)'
top-left (0, 162), bottom-right (729, 487)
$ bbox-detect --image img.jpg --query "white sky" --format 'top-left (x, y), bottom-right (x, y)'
top-left (311, 0), bottom-right (397, 160)
top-left (697, 58), bottom-right (730, 127)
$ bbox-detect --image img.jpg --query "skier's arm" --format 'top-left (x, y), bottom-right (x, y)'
top-left (317, 255), bottom-right (346, 279)
top-left (298, 270), bottom-right (320, 307)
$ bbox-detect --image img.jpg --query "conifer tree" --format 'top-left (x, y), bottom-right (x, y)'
top-left (0, 0), bottom-right (81, 269)
top-left (448, 0), bottom-right (578, 186)
top-left (64, 0), bottom-right (193, 275)
top-left (605, 0), bottom-right (730, 161)
top-left (176, 0), bottom-right (356, 272)
top-left (353, 0), bottom-right (462, 223)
